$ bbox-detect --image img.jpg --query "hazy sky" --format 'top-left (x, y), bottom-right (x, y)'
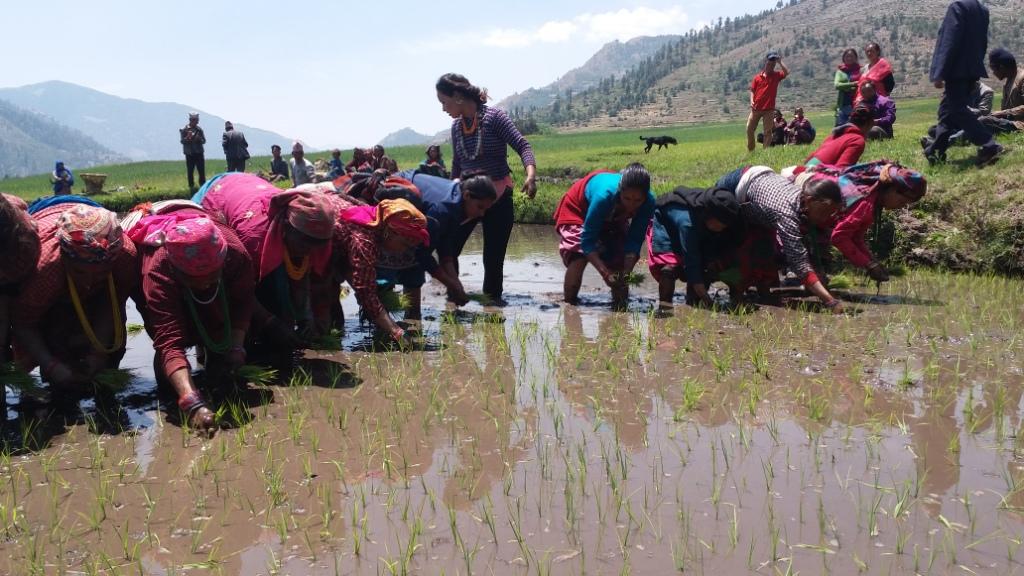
top-left (4, 0), bottom-right (772, 148)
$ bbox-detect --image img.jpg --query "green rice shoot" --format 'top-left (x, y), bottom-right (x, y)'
top-left (310, 329), bottom-right (343, 351)
top-left (380, 289), bottom-right (411, 312)
top-left (624, 272), bottom-right (646, 286)
top-left (93, 368), bottom-right (135, 392)
top-left (828, 273), bottom-right (854, 290)
top-left (467, 293), bottom-right (493, 305)
top-left (126, 323), bottom-right (145, 335)
top-left (1, 363), bottom-right (48, 398)
top-left (236, 364), bottom-right (279, 386)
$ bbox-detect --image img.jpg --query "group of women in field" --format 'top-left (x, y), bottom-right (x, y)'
top-left (0, 72), bottom-right (927, 434)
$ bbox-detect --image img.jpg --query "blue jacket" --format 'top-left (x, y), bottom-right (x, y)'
top-left (398, 170), bottom-right (468, 273)
top-left (930, 0), bottom-right (989, 83)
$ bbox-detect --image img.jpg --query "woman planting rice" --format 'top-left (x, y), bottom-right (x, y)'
top-left (646, 186), bottom-right (741, 308)
top-left (12, 204), bottom-right (138, 393)
top-left (314, 198), bottom-right (430, 343)
top-left (197, 172), bottom-right (335, 349)
top-left (554, 163), bottom-right (656, 308)
top-left (123, 200), bottom-right (255, 433)
top-left (0, 194), bottom-right (41, 363)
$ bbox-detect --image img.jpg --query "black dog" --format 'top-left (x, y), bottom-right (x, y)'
top-left (641, 135), bottom-right (678, 153)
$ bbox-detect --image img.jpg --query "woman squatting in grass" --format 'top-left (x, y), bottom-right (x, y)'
top-left (555, 163), bottom-right (656, 308)
top-left (123, 200), bottom-right (254, 434)
top-left (12, 203), bottom-right (138, 393)
top-left (195, 172), bottom-right (336, 350)
top-left (646, 186), bottom-right (741, 308)
top-left (822, 162), bottom-right (927, 282)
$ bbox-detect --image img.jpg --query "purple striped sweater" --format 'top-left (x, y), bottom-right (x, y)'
top-left (450, 105), bottom-right (536, 180)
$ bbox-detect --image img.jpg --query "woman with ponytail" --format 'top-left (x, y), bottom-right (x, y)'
top-left (436, 73), bottom-right (537, 304)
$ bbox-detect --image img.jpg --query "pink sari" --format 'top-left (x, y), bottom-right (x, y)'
top-left (854, 57), bottom-right (893, 102)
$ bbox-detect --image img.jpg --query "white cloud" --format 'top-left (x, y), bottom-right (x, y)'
top-left (409, 6), bottom-right (689, 53)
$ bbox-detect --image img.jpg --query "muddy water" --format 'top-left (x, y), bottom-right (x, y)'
top-left (2, 224), bottom-right (1024, 575)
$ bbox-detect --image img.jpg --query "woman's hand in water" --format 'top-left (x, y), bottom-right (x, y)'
top-left (866, 261), bottom-right (890, 283)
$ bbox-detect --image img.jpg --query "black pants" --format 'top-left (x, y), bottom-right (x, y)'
top-left (926, 79), bottom-right (995, 156)
top-left (453, 188), bottom-right (514, 299)
top-left (185, 153), bottom-right (206, 189)
top-left (227, 158), bottom-right (247, 172)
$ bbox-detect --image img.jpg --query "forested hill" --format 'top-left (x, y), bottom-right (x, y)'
top-left (515, 0), bottom-right (1024, 130)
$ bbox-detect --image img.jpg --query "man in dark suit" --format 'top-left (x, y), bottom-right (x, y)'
top-left (924, 0), bottom-right (1004, 168)
top-left (222, 121), bottom-right (250, 172)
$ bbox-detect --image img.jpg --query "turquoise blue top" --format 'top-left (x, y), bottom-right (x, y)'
top-left (582, 172), bottom-right (656, 256)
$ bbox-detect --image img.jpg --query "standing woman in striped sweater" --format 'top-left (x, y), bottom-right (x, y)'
top-left (436, 73), bottom-right (537, 304)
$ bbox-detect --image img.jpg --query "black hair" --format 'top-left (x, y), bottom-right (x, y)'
top-left (841, 47), bottom-right (859, 61)
top-left (436, 73), bottom-right (490, 104)
top-left (866, 42), bottom-right (882, 55)
top-left (850, 104), bottom-right (873, 127)
top-left (0, 195), bottom-right (21, 251)
top-left (802, 177), bottom-right (842, 205)
top-left (459, 171), bottom-right (497, 201)
top-left (619, 162), bottom-right (651, 193)
top-left (271, 144), bottom-right (281, 151)
top-left (860, 80), bottom-right (876, 92)
top-left (989, 48), bottom-right (1017, 70)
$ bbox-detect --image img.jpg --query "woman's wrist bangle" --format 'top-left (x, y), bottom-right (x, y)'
top-left (823, 298), bottom-right (841, 309)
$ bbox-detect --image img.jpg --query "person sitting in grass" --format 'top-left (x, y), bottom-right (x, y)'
top-left (859, 81), bottom-right (896, 140)
top-left (123, 200), bottom-right (254, 435)
top-left (268, 145), bottom-right (290, 183)
top-left (50, 161), bottom-right (74, 195)
top-left (385, 169), bottom-right (498, 315)
top-left (727, 166), bottom-right (845, 312)
top-left (346, 148), bottom-right (371, 173)
top-left (820, 162), bottom-right (927, 283)
top-left (0, 194), bottom-right (41, 364)
top-left (977, 48), bottom-right (1024, 137)
top-left (805, 105), bottom-right (874, 169)
top-left (647, 186), bottom-right (741, 308)
top-left (12, 204), bottom-right (138, 394)
top-left (197, 172), bottom-right (336, 350)
top-left (785, 108), bottom-right (815, 145)
top-left (314, 198), bottom-right (429, 344)
top-left (328, 149), bottom-right (344, 179)
top-left (418, 144), bottom-right (450, 178)
top-left (554, 163), bottom-right (656, 308)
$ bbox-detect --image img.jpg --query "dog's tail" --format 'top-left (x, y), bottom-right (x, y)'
top-left (639, 136), bottom-right (646, 140)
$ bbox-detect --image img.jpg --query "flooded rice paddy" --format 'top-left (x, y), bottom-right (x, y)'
top-left (2, 225), bottom-right (1023, 575)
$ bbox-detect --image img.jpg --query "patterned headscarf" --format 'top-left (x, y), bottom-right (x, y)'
top-left (127, 213), bottom-right (227, 276)
top-left (56, 205), bottom-right (124, 263)
top-left (269, 189), bottom-right (335, 240)
top-left (803, 160), bottom-right (926, 208)
top-left (339, 199), bottom-right (430, 246)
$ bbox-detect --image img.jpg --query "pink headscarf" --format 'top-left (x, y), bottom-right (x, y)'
top-left (127, 213), bottom-right (228, 276)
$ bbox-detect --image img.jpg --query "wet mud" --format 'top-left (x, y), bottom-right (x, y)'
top-left (2, 225), bottom-right (1023, 575)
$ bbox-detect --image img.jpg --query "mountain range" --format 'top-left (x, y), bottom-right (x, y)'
top-left (0, 99), bottom-right (126, 179)
top-left (0, 81), bottom-right (297, 164)
top-left (519, 0), bottom-right (1024, 129)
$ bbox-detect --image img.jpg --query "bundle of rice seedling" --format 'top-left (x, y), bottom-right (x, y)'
top-left (236, 364), bottom-right (279, 386)
top-left (380, 289), bottom-right (411, 312)
top-left (828, 274), bottom-right (854, 290)
top-left (1, 363), bottom-right (48, 398)
top-left (93, 368), bottom-right (135, 392)
top-left (310, 329), bottom-right (343, 351)
top-left (467, 293), bottom-right (492, 305)
top-left (624, 272), bottom-right (646, 286)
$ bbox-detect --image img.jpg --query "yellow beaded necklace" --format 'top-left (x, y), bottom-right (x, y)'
top-left (67, 272), bottom-right (125, 354)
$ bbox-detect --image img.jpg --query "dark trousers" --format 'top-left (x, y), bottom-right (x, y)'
top-left (926, 79), bottom-right (995, 156)
top-left (185, 153), bottom-right (206, 189)
top-left (226, 158), bottom-right (247, 172)
top-left (452, 188), bottom-right (514, 299)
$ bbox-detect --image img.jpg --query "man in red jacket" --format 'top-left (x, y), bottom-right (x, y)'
top-left (746, 51), bottom-right (789, 152)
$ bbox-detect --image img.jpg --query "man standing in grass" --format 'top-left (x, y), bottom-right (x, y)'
top-left (222, 121), bottom-right (250, 173)
top-left (746, 51), bottom-right (789, 152)
top-left (180, 112), bottom-right (206, 191)
top-left (924, 0), bottom-right (1004, 168)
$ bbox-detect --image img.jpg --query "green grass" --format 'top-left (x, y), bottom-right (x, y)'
top-left (3, 97), bottom-right (1022, 271)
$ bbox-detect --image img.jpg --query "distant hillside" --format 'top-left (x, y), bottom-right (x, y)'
top-left (0, 81), bottom-right (298, 162)
top-left (0, 99), bottom-right (127, 179)
top-left (524, 0), bottom-right (1024, 129)
top-left (378, 127), bottom-right (435, 148)
top-left (497, 35), bottom-right (682, 114)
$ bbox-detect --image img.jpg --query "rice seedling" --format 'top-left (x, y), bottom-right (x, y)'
top-left (236, 364), bottom-right (279, 386)
top-left (92, 368), bottom-right (135, 392)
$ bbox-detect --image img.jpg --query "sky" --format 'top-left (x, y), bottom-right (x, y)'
top-left (4, 0), bottom-right (774, 149)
